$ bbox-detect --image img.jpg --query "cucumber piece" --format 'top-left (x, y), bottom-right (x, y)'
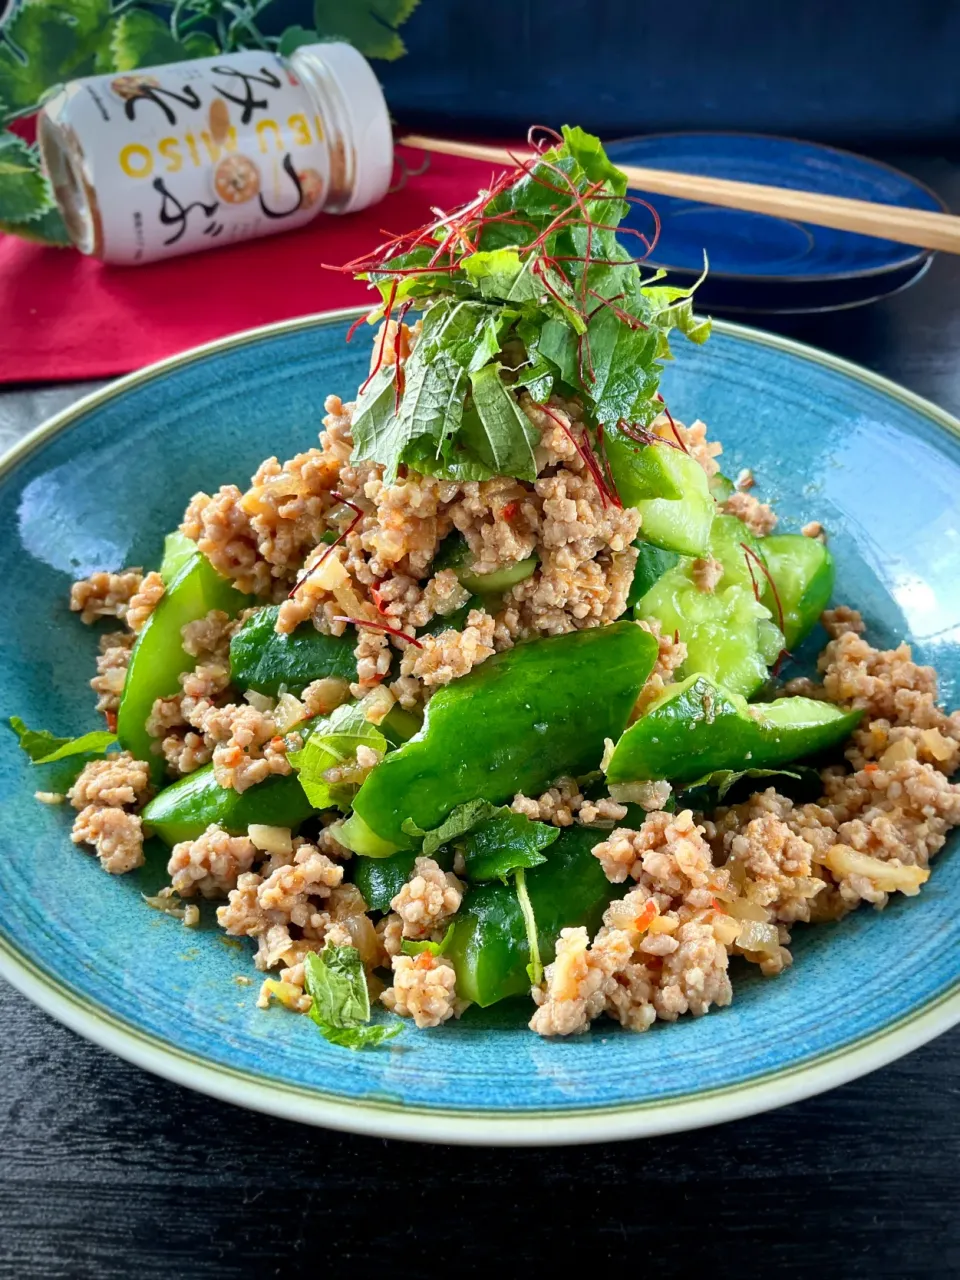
top-left (159, 531), bottom-right (197, 585)
top-left (433, 533), bottom-right (537, 595)
top-left (760, 534), bottom-right (835, 650)
top-left (633, 447), bottom-right (715, 555)
top-left (709, 472), bottom-right (735, 502)
top-left (118, 553), bottom-right (252, 780)
top-left (338, 811), bottom-right (402, 858)
top-left (606, 672), bottom-right (862, 787)
top-left (447, 826), bottom-right (616, 1007)
top-left (639, 572), bottom-right (780, 697)
top-left (636, 515), bottom-right (783, 697)
top-left (229, 605), bottom-right (358, 697)
top-left (602, 426), bottom-right (683, 504)
top-left (142, 767), bottom-right (315, 846)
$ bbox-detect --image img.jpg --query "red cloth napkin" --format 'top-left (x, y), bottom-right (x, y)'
top-left (0, 148), bottom-right (497, 384)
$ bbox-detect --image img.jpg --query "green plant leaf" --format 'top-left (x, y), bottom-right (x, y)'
top-left (303, 944), bottom-right (401, 1050)
top-left (277, 25), bottom-right (322, 55)
top-left (464, 363), bottom-right (539, 481)
top-left (8, 715), bottom-right (117, 765)
top-left (316, 1022), bottom-right (401, 1049)
top-left (0, 0), bottom-right (112, 121)
top-left (400, 923), bottom-right (455, 957)
top-left (110, 11), bottom-right (218, 72)
top-left (313, 0), bottom-right (419, 60)
top-left (0, 202), bottom-right (72, 245)
top-left (0, 134), bottom-right (49, 223)
top-left (401, 798), bottom-right (499, 857)
top-left (287, 700), bottom-right (387, 810)
top-left (460, 808), bottom-right (558, 882)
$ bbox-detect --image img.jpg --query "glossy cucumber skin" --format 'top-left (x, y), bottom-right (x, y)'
top-left (447, 826), bottom-right (616, 1007)
top-left (626, 541), bottom-right (679, 609)
top-left (760, 534), bottom-right (835, 649)
top-left (141, 767), bottom-right (315, 846)
top-left (117, 553), bottom-right (251, 781)
top-left (351, 622), bottom-right (659, 850)
top-left (353, 852), bottom-right (418, 911)
top-left (229, 605), bottom-right (358, 696)
top-left (606, 673), bottom-right (862, 786)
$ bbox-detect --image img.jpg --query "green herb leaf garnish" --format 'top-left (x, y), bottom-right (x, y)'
top-left (9, 715), bottom-right (117, 765)
top-left (287, 701), bottom-right (386, 810)
top-left (303, 944), bottom-right (401, 1051)
top-left (340, 126), bottom-right (710, 494)
top-left (400, 923), bottom-right (455, 957)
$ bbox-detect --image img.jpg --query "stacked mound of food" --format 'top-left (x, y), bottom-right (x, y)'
top-left (16, 128), bottom-right (960, 1045)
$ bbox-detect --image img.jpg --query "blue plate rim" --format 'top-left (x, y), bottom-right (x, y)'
top-left (607, 130), bottom-right (948, 285)
top-left (1, 306), bottom-right (958, 1145)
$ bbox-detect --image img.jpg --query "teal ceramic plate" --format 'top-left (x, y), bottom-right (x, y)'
top-left (1, 311), bottom-right (958, 1145)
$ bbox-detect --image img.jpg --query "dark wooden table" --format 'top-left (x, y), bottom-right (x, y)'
top-left (2, 152), bottom-right (959, 1279)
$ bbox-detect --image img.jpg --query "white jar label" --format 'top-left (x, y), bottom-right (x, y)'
top-left (45, 50), bottom-right (330, 264)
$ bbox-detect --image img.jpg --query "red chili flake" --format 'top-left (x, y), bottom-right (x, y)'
top-left (288, 492), bottom-right (364, 598)
top-left (105, 710), bottom-right (117, 733)
top-left (331, 616), bottom-right (423, 649)
top-left (864, 763), bottom-right (879, 773)
top-left (370, 583), bottom-right (389, 615)
top-left (501, 501), bottom-right (519, 523)
top-left (633, 899), bottom-right (658, 932)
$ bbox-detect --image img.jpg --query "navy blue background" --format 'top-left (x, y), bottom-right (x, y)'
top-left (266, 0), bottom-right (960, 142)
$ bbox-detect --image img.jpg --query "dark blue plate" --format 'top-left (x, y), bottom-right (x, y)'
top-left (607, 133), bottom-right (946, 314)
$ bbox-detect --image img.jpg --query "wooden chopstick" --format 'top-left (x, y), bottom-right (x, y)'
top-left (398, 134), bottom-right (960, 256)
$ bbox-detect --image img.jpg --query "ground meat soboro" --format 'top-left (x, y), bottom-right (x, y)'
top-left (68, 752), bottom-right (151, 875)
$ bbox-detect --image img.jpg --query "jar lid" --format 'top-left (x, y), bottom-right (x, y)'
top-left (291, 42), bottom-right (393, 214)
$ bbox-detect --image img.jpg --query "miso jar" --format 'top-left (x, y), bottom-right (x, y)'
top-left (38, 42), bottom-right (393, 265)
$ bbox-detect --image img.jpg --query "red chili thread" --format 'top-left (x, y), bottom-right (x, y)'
top-left (594, 422), bottom-right (622, 505)
top-left (393, 298), bottom-right (413, 413)
top-left (527, 124), bottom-right (564, 151)
top-left (655, 394), bottom-right (688, 454)
top-left (538, 404), bottom-right (621, 509)
top-left (345, 313), bottom-right (368, 343)
top-left (740, 542), bottom-right (785, 635)
top-left (288, 492), bottom-right (364, 598)
top-left (772, 648), bottom-right (793, 678)
top-left (358, 277), bottom-right (399, 396)
top-left (328, 130), bottom-right (664, 408)
top-left (331, 616), bottom-right (423, 648)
